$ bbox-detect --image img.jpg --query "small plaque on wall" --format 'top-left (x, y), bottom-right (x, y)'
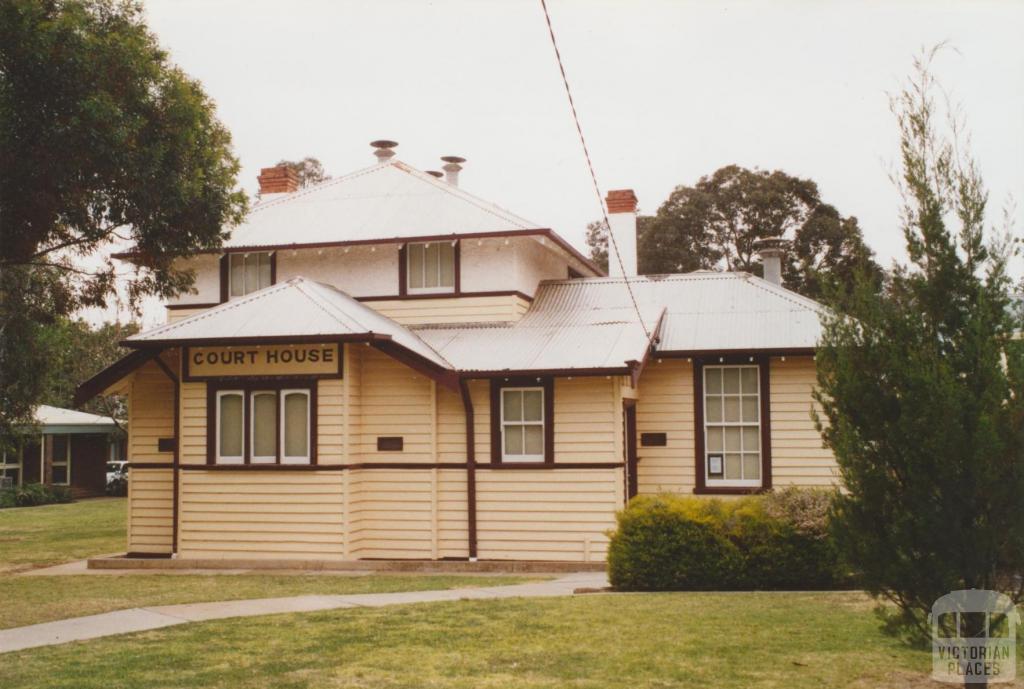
top-left (707, 453), bottom-right (724, 478)
top-left (157, 438), bottom-right (176, 452)
top-left (377, 437), bottom-right (404, 452)
top-left (640, 433), bottom-right (667, 447)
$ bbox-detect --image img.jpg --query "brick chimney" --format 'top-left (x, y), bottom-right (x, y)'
top-left (257, 165), bottom-right (299, 198)
top-left (605, 189), bottom-right (638, 277)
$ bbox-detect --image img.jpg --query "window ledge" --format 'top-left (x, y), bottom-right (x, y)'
top-left (693, 485), bottom-right (766, 496)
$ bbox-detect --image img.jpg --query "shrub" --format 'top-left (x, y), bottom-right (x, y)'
top-left (0, 483), bottom-right (73, 508)
top-left (607, 491), bottom-right (846, 591)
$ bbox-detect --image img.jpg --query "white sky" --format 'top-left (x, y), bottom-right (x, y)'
top-left (100, 0), bottom-right (1024, 324)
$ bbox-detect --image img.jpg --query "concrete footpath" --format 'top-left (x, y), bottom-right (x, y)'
top-left (0, 572), bottom-right (608, 654)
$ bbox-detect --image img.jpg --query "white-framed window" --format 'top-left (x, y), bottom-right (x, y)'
top-left (216, 391), bottom-right (245, 464)
top-left (281, 390), bottom-right (311, 464)
top-left (0, 448), bottom-right (22, 487)
top-left (229, 252), bottom-right (272, 298)
top-left (50, 434), bottom-right (70, 485)
top-left (250, 391), bottom-right (278, 464)
top-left (406, 241), bottom-right (455, 293)
top-left (500, 387), bottom-right (545, 462)
top-left (703, 365), bottom-right (761, 487)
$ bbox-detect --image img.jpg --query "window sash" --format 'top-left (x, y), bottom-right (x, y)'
top-left (216, 391), bottom-right (245, 464)
top-left (500, 387), bottom-right (545, 462)
top-left (703, 365), bottom-right (761, 486)
top-left (280, 390), bottom-right (311, 464)
top-left (250, 391), bottom-right (278, 464)
top-left (406, 242), bottom-right (455, 293)
top-left (229, 253), bottom-right (272, 298)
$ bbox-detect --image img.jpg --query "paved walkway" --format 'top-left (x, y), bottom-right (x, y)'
top-left (0, 572), bottom-right (608, 654)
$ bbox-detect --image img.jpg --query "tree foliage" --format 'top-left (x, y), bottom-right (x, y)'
top-left (276, 157), bottom-right (331, 189)
top-left (0, 0), bottom-right (246, 447)
top-left (42, 319), bottom-right (139, 423)
top-left (814, 50), bottom-right (1024, 642)
top-left (586, 167), bottom-right (882, 301)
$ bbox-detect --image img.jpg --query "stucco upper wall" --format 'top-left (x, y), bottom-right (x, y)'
top-left (166, 254), bottom-right (221, 306)
top-left (164, 236), bottom-right (580, 311)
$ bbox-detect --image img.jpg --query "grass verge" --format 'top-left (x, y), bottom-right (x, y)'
top-left (0, 497), bottom-right (125, 574)
top-left (0, 591), bottom-right (948, 688)
top-left (0, 574), bottom-right (535, 629)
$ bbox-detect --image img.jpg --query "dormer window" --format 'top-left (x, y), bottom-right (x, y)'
top-left (228, 252), bottom-right (273, 298)
top-left (406, 241), bottom-right (456, 294)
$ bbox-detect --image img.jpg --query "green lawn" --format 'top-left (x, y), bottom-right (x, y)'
top-left (0, 573), bottom-right (535, 629)
top-left (0, 591), bottom-right (945, 688)
top-left (0, 497), bottom-right (126, 573)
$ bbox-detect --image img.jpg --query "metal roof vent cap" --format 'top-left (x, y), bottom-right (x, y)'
top-left (441, 156), bottom-right (466, 186)
top-left (752, 237), bottom-right (791, 286)
top-left (371, 140), bottom-right (398, 163)
top-left (426, 170), bottom-right (444, 179)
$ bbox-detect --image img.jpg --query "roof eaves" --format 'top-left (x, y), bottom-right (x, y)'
top-left (73, 349), bottom-right (160, 407)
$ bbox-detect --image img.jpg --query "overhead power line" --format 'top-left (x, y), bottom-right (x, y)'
top-left (538, 0), bottom-right (651, 340)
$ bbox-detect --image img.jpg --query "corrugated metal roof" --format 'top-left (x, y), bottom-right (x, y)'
top-left (532, 272), bottom-right (826, 353)
top-left (225, 160), bottom-right (539, 248)
top-left (125, 272), bottom-right (823, 378)
top-left (413, 286), bottom-right (662, 373)
top-left (128, 277), bottom-right (450, 369)
top-left (35, 405), bottom-right (117, 429)
top-left (414, 272), bottom-right (824, 372)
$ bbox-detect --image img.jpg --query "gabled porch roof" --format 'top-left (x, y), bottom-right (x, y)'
top-left (76, 278), bottom-right (458, 404)
top-left (125, 277), bottom-right (451, 370)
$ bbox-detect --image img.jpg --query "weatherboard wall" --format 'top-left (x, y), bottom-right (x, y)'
top-left (768, 356), bottom-right (838, 487)
top-left (633, 355), bottom-right (838, 494)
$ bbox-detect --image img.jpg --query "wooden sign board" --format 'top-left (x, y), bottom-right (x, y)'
top-left (184, 343), bottom-right (342, 380)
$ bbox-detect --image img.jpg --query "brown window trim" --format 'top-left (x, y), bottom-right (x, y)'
top-left (206, 378), bottom-right (318, 466)
top-left (692, 354), bottom-right (773, 495)
top-left (219, 251), bottom-right (277, 304)
top-left (399, 240), bottom-right (461, 297)
top-left (489, 376), bottom-right (555, 464)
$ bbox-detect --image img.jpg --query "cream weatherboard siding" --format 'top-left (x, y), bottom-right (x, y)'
top-left (350, 347), bottom-right (434, 463)
top-left (475, 468), bottom-right (622, 562)
top-left (634, 359), bottom-right (696, 494)
top-left (127, 358), bottom-right (176, 463)
top-left (126, 468), bottom-right (173, 555)
top-left (318, 378), bottom-right (345, 465)
top-left (119, 345), bottom-right (833, 562)
top-left (365, 294), bottom-right (531, 325)
top-left (177, 470), bottom-right (346, 559)
top-left (122, 345), bottom-right (630, 562)
top-left (769, 356), bottom-right (839, 487)
top-left (346, 468), bottom-right (434, 559)
top-left (632, 356), bottom-right (837, 495)
top-left (180, 381), bottom-right (206, 466)
top-left (125, 356), bottom-right (176, 556)
top-left (166, 307), bottom-right (207, 324)
top-left (553, 377), bottom-right (620, 464)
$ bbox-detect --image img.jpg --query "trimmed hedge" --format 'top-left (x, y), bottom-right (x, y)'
top-left (0, 483), bottom-right (73, 509)
top-left (607, 489), bottom-right (846, 591)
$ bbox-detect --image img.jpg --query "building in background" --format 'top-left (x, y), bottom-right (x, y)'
top-left (0, 405), bottom-right (123, 498)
